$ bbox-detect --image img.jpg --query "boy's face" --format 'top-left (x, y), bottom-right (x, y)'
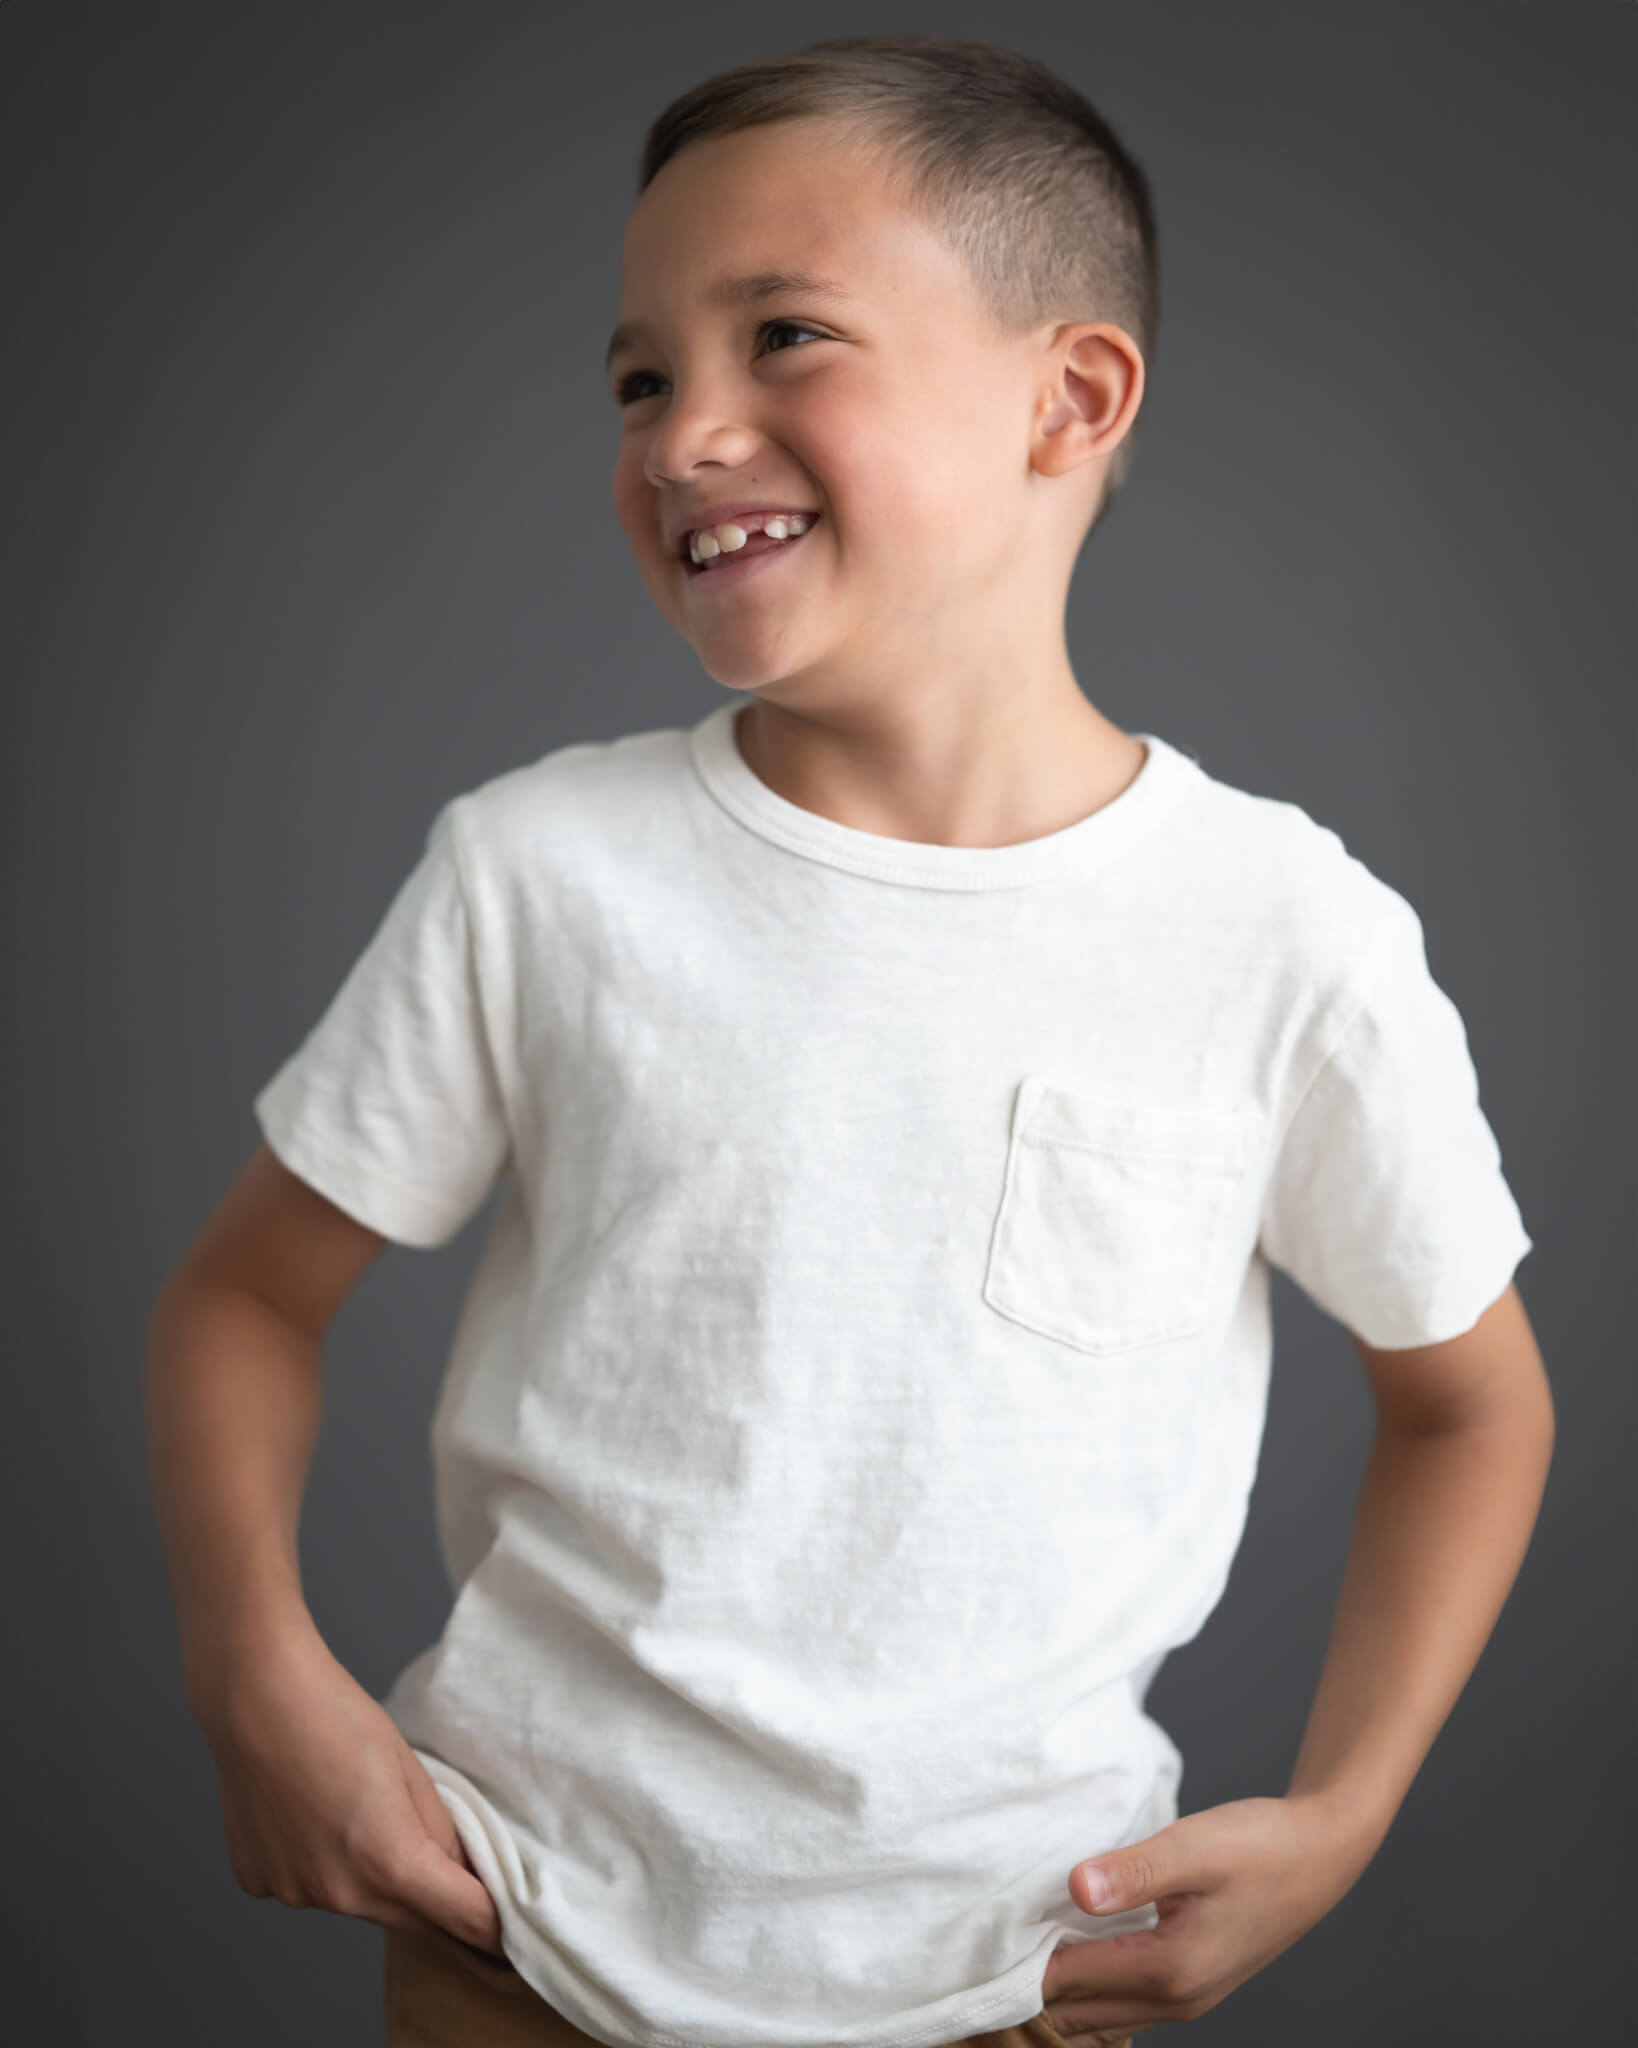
top-left (607, 118), bottom-right (1126, 707)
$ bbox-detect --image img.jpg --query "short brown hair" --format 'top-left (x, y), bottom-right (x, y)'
top-left (636, 33), bottom-right (1160, 538)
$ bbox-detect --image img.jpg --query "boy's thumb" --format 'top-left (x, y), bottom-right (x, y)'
top-left (400, 1750), bottom-right (465, 1863)
top-left (1074, 1837), bottom-right (1166, 1914)
top-left (397, 1831), bottom-right (506, 1952)
top-left (396, 1753), bottom-right (506, 1953)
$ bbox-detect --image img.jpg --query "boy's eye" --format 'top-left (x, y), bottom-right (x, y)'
top-left (613, 319), bottom-right (826, 406)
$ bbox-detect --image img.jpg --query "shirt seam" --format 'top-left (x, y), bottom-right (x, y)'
top-left (445, 793), bottom-right (522, 1150)
top-left (689, 717), bottom-right (1198, 892)
top-left (262, 1103), bottom-right (468, 1237)
top-left (1269, 895), bottom-right (1407, 1154)
top-left (1313, 1222), bottom-right (1533, 1295)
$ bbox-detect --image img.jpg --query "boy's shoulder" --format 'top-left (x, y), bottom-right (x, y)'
top-left (1172, 748), bottom-right (1424, 993)
top-left (445, 718), bottom-right (691, 854)
top-left (436, 716), bottom-right (1419, 997)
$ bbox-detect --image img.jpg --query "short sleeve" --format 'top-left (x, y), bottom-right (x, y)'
top-left (1258, 891), bottom-right (1533, 1349)
top-left (253, 798), bottom-right (511, 1248)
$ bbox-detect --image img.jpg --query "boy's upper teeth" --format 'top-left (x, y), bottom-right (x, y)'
top-left (688, 511), bottom-right (813, 560)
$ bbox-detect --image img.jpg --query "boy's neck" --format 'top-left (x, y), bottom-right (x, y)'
top-left (731, 688), bottom-right (1149, 852)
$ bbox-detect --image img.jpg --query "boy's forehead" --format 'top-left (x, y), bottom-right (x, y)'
top-left (623, 133), bottom-right (891, 276)
top-left (610, 136), bottom-right (972, 358)
top-left (626, 118), bottom-right (894, 240)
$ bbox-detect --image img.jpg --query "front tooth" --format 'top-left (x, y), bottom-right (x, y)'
top-left (697, 532), bottom-right (721, 559)
top-left (717, 523), bottom-right (748, 552)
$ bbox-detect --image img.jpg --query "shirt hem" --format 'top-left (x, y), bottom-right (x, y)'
top-left (253, 1085), bottom-right (467, 1247)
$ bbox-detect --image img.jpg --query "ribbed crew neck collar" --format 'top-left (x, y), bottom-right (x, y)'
top-left (686, 700), bottom-right (1201, 892)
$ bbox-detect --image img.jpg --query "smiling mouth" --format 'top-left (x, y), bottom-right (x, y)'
top-left (682, 516), bottom-right (821, 579)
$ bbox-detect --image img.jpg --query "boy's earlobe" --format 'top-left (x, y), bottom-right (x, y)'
top-left (1033, 379), bottom-right (1104, 479)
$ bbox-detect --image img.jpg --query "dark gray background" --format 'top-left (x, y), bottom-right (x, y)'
top-left (17, 1), bottom-right (1633, 2041)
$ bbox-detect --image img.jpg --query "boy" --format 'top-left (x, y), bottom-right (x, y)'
top-left (144, 34), bottom-right (1553, 2048)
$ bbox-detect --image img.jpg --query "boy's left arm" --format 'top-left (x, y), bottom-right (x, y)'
top-left (1040, 1282), bottom-right (1555, 2039)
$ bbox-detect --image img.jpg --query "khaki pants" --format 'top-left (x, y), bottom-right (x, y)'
top-left (382, 1921), bottom-right (1130, 2048)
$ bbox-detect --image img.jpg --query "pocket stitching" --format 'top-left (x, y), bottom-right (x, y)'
top-left (1019, 1081), bottom-right (1254, 1168)
top-left (1014, 1127), bottom-right (1237, 1166)
top-left (983, 1085), bottom-right (1255, 1356)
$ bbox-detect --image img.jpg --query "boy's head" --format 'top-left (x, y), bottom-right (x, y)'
top-left (606, 35), bottom-right (1158, 707)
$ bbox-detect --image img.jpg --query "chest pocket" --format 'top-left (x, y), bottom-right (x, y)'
top-left (982, 1078), bottom-right (1259, 1356)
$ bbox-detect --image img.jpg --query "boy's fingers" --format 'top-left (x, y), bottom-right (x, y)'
top-left (1044, 1925), bottom-right (1193, 2030)
top-left (393, 1832), bottom-right (506, 1953)
top-left (399, 1747), bottom-right (464, 1861)
top-left (390, 1750), bottom-right (505, 1952)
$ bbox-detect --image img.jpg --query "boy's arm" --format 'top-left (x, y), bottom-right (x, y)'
top-left (1283, 1278), bottom-right (1554, 1848)
top-left (144, 1141), bottom-right (386, 1726)
top-left (1041, 1280), bottom-right (1554, 2033)
top-left (144, 1141), bottom-right (505, 1951)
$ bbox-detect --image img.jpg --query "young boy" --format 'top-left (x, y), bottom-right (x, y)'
top-left (144, 34), bottom-right (1554, 2048)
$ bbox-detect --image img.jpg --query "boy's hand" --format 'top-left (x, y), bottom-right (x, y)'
top-left (201, 1618), bottom-right (506, 1956)
top-left (1038, 1795), bottom-right (1369, 2039)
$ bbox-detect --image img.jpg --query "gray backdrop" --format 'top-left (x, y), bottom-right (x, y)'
top-left (20, 1), bottom-right (1633, 2041)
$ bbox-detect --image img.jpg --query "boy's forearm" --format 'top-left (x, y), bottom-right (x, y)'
top-left (143, 1277), bottom-right (328, 1733)
top-left (1284, 1387), bottom-right (1554, 1856)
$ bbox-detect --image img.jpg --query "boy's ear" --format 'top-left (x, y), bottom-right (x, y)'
top-left (1031, 322), bottom-right (1145, 481)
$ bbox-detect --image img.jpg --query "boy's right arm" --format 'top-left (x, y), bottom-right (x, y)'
top-left (143, 1142), bottom-right (504, 1952)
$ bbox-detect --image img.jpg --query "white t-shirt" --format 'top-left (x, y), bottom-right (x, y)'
top-left (254, 702), bottom-right (1532, 2048)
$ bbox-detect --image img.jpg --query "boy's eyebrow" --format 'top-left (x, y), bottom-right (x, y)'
top-left (604, 270), bottom-right (855, 371)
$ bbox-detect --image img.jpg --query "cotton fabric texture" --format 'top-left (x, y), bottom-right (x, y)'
top-left (255, 702), bottom-right (1532, 2048)
top-left (381, 1918), bottom-right (1107, 2048)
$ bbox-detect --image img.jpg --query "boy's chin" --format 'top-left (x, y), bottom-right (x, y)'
top-left (695, 658), bottom-right (799, 693)
top-left (687, 638), bottom-right (823, 694)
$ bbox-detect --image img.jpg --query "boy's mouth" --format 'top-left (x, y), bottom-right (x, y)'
top-left (681, 511), bottom-right (820, 578)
